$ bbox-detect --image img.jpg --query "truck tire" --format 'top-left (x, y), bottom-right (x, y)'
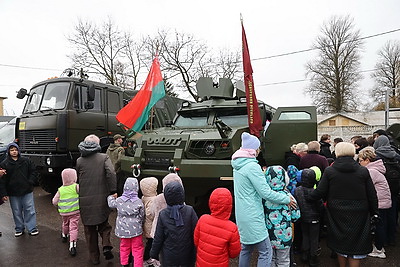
top-left (38, 173), bottom-right (62, 194)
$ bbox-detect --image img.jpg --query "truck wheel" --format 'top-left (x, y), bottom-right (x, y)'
top-left (38, 173), bottom-right (62, 194)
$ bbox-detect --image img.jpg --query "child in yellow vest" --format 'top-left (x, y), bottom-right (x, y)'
top-left (52, 168), bottom-right (80, 256)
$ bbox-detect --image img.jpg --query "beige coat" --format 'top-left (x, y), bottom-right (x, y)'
top-left (140, 177), bottom-right (158, 238)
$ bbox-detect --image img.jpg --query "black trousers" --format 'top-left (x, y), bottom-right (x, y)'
top-left (301, 221), bottom-right (320, 256)
top-left (83, 219), bottom-right (113, 263)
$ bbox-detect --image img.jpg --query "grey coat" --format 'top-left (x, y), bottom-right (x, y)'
top-left (108, 178), bottom-right (144, 238)
top-left (76, 141), bottom-right (117, 225)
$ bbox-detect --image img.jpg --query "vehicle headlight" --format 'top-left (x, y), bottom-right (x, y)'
top-left (204, 143), bottom-right (216, 155)
top-left (46, 157), bottom-right (51, 165)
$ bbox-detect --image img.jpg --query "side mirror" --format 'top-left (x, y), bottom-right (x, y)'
top-left (84, 102), bottom-right (94, 110)
top-left (17, 88), bottom-right (28, 99)
top-left (87, 85), bottom-right (95, 102)
top-left (165, 120), bottom-right (173, 127)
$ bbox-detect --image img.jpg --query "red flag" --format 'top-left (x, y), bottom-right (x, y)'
top-left (116, 57), bottom-right (165, 133)
top-left (242, 20), bottom-right (263, 137)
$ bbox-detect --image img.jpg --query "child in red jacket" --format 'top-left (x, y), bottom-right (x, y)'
top-left (194, 188), bottom-right (241, 267)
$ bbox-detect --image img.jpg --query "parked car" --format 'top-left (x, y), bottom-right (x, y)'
top-left (0, 117), bottom-right (16, 162)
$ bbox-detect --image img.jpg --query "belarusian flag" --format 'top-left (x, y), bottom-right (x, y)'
top-left (116, 57), bottom-right (166, 132)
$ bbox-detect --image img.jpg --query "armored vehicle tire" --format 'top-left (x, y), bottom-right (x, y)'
top-left (38, 173), bottom-right (62, 194)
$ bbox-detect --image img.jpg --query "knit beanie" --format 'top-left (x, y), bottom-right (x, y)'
top-left (241, 132), bottom-right (260, 150)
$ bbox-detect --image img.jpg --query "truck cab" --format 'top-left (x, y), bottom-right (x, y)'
top-left (16, 77), bottom-right (135, 193)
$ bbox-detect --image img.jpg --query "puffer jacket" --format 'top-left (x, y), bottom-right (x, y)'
top-left (150, 181), bottom-right (198, 266)
top-left (294, 169), bottom-right (323, 223)
top-left (365, 159), bottom-right (392, 209)
top-left (108, 178), bottom-right (144, 238)
top-left (76, 140), bottom-right (116, 225)
top-left (231, 148), bottom-right (290, 245)
top-left (140, 177), bottom-right (158, 238)
top-left (194, 188), bottom-right (241, 267)
top-left (150, 173), bottom-right (183, 238)
top-left (264, 166), bottom-right (301, 249)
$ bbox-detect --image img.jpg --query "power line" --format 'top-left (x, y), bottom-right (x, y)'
top-left (252, 28), bottom-right (400, 61)
top-left (258, 68), bottom-right (379, 87)
top-left (0, 63), bottom-right (62, 71)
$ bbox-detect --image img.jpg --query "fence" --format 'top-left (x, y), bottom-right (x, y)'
top-left (317, 125), bottom-right (386, 142)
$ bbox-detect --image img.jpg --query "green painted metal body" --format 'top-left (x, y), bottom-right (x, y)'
top-left (120, 77), bottom-right (317, 206)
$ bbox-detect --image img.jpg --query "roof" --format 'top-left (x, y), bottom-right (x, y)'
top-left (318, 113), bottom-right (369, 125)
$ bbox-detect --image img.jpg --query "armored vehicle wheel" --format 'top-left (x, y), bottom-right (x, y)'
top-left (38, 173), bottom-right (62, 194)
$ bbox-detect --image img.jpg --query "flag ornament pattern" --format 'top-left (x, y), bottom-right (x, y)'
top-left (116, 57), bottom-right (166, 133)
top-left (242, 21), bottom-right (263, 138)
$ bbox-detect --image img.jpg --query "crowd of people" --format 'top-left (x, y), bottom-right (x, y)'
top-left (0, 129), bottom-right (399, 267)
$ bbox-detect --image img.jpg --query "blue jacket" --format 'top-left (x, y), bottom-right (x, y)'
top-left (231, 149), bottom-right (290, 245)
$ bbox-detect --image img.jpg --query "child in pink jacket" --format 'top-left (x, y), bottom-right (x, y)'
top-left (52, 168), bottom-right (80, 256)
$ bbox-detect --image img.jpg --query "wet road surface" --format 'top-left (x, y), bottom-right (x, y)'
top-left (1, 186), bottom-right (400, 266)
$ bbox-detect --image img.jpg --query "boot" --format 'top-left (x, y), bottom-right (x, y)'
top-left (309, 255), bottom-right (320, 267)
top-left (103, 246), bottom-right (114, 260)
top-left (69, 241), bottom-right (77, 257)
top-left (62, 233), bottom-right (68, 243)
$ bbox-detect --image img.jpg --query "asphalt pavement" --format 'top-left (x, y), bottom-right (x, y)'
top-left (1, 187), bottom-right (400, 266)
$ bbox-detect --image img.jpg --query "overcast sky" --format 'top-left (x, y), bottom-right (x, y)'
top-left (1, 0), bottom-right (400, 115)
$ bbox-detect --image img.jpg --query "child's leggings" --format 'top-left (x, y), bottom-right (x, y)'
top-left (120, 235), bottom-right (144, 267)
top-left (62, 213), bottom-right (80, 242)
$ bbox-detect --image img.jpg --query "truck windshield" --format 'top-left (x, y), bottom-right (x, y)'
top-left (174, 111), bottom-right (208, 127)
top-left (174, 108), bottom-right (249, 128)
top-left (23, 82), bottom-right (70, 113)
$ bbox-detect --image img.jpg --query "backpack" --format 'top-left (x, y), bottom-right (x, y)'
top-left (382, 158), bottom-right (400, 195)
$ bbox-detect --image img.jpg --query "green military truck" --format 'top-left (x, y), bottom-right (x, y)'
top-left (15, 77), bottom-right (181, 193)
top-left (120, 77), bottom-right (317, 213)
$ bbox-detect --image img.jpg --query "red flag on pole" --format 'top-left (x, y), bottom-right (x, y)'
top-left (116, 57), bottom-right (165, 133)
top-left (242, 19), bottom-right (263, 137)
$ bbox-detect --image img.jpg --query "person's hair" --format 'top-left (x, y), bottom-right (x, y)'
top-left (367, 136), bottom-right (375, 146)
top-left (84, 134), bottom-right (100, 144)
top-left (335, 142), bottom-right (355, 157)
top-left (320, 134), bottom-right (331, 142)
top-left (354, 137), bottom-right (369, 149)
top-left (295, 142), bottom-right (308, 153)
top-left (358, 146), bottom-right (376, 162)
top-left (350, 135), bottom-right (362, 142)
top-left (333, 137), bottom-right (343, 144)
top-left (290, 144), bottom-right (297, 152)
top-left (307, 141), bottom-right (320, 152)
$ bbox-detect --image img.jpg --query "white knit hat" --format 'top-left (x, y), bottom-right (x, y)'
top-left (241, 132), bottom-right (260, 150)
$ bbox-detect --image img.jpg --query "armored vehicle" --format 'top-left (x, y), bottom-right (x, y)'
top-left (120, 77), bottom-right (317, 212)
top-left (16, 77), bottom-right (181, 193)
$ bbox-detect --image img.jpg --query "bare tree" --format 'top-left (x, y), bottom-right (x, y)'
top-left (305, 15), bottom-right (363, 113)
top-left (68, 18), bottom-right (143, 88)
top-left (370, 40), bottom-right (400, 109)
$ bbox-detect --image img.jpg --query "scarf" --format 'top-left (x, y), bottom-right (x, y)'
top-left (168, 204), bottom-right (184, 226)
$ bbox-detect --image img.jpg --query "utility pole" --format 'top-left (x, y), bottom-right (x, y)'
top-left (385, 87), bottom-right (400, 129)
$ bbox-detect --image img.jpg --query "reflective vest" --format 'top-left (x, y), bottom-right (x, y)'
top-left (58, 184), bottom-right (79, 213)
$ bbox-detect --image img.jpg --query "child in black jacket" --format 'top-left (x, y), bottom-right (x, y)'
top-left (150, 181), bottom-right (198, 266)
top-left (294, 168), bottom-right (323, 267)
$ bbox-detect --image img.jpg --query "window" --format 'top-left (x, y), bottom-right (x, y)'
top-left (278, 111), bottom-right (311, 120)
top-left (107, 91), bottom-right (120, 113)
top-left (74, 85), bottom-right (102, 111)
top-left (329, 120), bottom-right (336, 126)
